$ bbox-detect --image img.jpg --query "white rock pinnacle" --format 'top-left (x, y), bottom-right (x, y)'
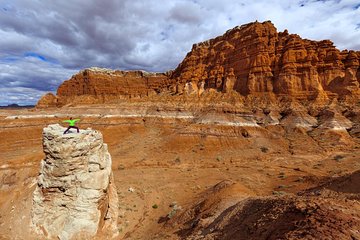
top-left (31, 124), bottom-right (118, 239)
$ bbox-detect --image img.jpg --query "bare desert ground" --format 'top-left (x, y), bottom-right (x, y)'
top-left (0, 105), bottom-right (359, 239)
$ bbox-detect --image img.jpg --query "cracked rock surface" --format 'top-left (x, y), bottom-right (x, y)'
top-left (31, 124), bottom-right (118, 240)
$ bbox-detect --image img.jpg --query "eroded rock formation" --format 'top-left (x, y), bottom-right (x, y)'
top-left (167, 172), bottom-right (360, 240)
top-left (172, 21), bottom-right (360, 100)
top-left (37, 21), bottom-right (360, 107)
top-left (31, 124), bottom-right (118, 239)
top-left (36, 93), bottom-right (60, 108)
top-left (38, 67), bottom-right (171, 107)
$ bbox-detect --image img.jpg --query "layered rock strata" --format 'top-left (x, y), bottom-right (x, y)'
top-left (172, 21), bottom-right (360, 99)
top-left (38, 67), bottom-right (170, 106)
top-left (37, 21), bottom-right (360, 107)
top-left (168, 172), bottom-right (360, 240)
top-left (31, 124), bottom-right (118, 239)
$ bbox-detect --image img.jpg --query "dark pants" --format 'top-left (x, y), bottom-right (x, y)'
top-left (63, 126), bottom-right (79, 134)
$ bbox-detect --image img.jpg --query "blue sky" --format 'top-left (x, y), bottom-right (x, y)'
top-left (0, 0), bottom-right (360, 105)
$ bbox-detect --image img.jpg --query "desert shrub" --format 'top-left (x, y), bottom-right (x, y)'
top-left (278, 172), bottom-right (286, 179)
top-left (272, 191), bottom-right (286, 196)
top-left (334, 155), bottom-right (344, 162)
top-left (260, 146), bottom-right (269, 153)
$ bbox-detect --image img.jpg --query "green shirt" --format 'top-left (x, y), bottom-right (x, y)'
top-left (63, 119), bottom-right (80, 126)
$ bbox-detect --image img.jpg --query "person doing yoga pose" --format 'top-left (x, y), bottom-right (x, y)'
top-left (63, 117), bottom-right (80, 134)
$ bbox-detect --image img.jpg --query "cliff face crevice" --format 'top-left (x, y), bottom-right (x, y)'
top-left (37, 21), bottom-right (360, 107)
top-left (31, 124), bottom-right (118, 240)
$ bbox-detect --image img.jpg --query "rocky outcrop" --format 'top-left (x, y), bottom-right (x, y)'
top-left (36, 93), bottom-right (60, 108)
top-left (37, 67), bottom-right (171, 107)
top-left (168, 172), bottom-right (360, 240)
top-left (172, 21), bottom-right (360, 100)
top-left (31, 124), bottom-right (118, 239)
top-left (37, 21), bottom-right (360, 107)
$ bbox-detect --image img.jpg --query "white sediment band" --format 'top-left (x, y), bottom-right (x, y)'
top-left (103, 113), bottom-right (194, 119)
top-left (145, 114), bottom-right (194, 119)
top-left (198, 119), bottom-right (259, 127)
top-left (102, 114), bottom-right (142, 118)
top-left (0, 164), bottom-right (9, 169)
top-left (318, 120), bottom-right (352, 131)
top-left (294, 123), bottom-right (314, 128)
top-left (5, 113), bottom-right (195, 120)
top-left (5, 113), bottom-right (267, 126)
top-left (6, 114), bottom-right (57, 119)
top-left (332, 126), bottom-right (347, 131)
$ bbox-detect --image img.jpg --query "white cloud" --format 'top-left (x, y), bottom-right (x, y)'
top-left (0, 0), bottom-right (359, 105)
top-left (0, 87), bottom-right (48, 106)
top-left (0, 56), bottom-right (77, 105)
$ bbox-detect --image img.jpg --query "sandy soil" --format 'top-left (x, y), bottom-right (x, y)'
top-left (0, 107), bottom-right (359, 239)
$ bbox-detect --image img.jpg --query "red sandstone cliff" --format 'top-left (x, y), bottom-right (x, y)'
top-left (58, 68), bottom-right (170, 98)
top-left (171, 21), bottom-right (360, 100)
top-left (37, 21), bottom-right (360, 107)
top-left (38, 67), bottom-right (171, 106)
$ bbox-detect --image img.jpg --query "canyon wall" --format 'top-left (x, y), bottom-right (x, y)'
top-left (37, 21), bottom-right (360, 107)
top-left (171, 21), bottom-right (360, 100)
top-left (38, 67), bottom-right (171, 106)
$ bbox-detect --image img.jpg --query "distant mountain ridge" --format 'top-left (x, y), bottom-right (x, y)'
top-left (0, 104), bottom-right (35, 109)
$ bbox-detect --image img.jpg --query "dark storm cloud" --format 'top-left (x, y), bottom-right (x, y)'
top-left (0, 0), bottom-right (359, 105)
top-left (0, 55), bottom-right (76, 91)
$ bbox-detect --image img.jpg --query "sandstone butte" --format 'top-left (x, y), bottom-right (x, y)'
top-left (37, 20), bottom-right (360, 108)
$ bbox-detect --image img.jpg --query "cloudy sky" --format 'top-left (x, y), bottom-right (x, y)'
top-left (0, 0), bottom-right (359, 105)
